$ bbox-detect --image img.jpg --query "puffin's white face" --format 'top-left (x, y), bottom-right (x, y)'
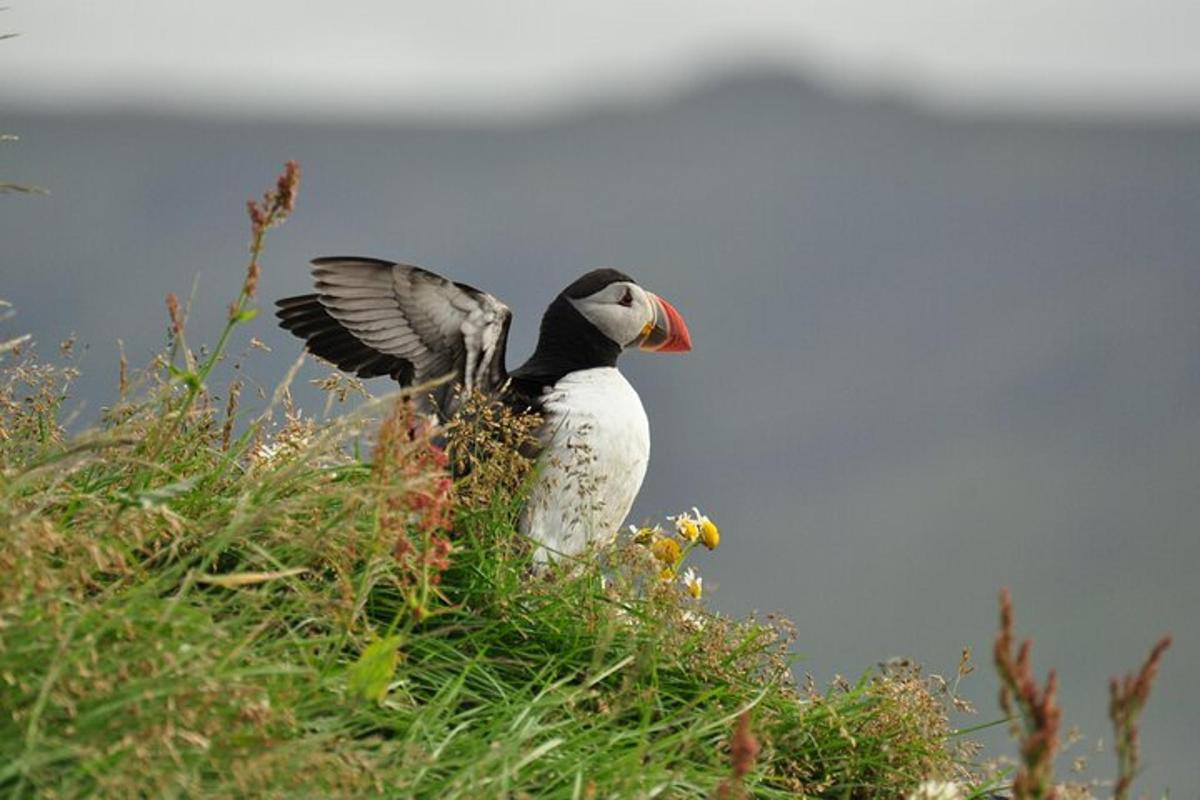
top-left (567, 280), bottom-right (657, 348)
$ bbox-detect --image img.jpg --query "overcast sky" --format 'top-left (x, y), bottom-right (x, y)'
top-left (4, 0), bottom-right (1200, 118)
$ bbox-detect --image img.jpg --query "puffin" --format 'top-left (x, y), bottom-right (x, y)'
top-left (276, 257), bottom-right (692, 563)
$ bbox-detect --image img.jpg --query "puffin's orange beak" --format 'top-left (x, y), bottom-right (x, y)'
top-left (639, 293), bottom-right (692, 353)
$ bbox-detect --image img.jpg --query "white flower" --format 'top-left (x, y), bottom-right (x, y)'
top-left (681, 567), bottom-right (703, 599)
top-left (669, 511), bottom-right (700, 542)
top-left (252, 441), bottom-right (281, 463)
top-left (906, 781), bottom-right (963, 800)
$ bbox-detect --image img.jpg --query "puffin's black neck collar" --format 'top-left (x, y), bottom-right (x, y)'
top-left (511, 295), bottom-right (621, 387)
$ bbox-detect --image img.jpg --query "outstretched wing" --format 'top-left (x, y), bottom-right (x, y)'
top-left (276, 256), bottom-right (512, 418)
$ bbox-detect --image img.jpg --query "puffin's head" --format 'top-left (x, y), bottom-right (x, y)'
top-left (562, 268), bottom-right (692, 353)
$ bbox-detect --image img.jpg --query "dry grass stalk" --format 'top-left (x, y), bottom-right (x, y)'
top-left (221, 379), bottom-right (241, 451)
top-left (443, 389), bottom-right (540, 510)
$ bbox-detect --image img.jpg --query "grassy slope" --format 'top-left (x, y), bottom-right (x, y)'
top-left (0, 189), bottom-right (991, 799)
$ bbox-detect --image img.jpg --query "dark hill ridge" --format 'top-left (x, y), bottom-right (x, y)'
top-left (4, 70), bottom-right (1198, 793)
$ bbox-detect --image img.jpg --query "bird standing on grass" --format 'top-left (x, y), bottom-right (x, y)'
top-left (277, 257), bottom-right (692, 563)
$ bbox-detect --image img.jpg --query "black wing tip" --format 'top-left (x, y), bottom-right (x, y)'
top-left (310, 255), bottom-right (397, 268)
top-left (275, 293), bottom-right (319, 309)
top-left (275, 295), bottom-right (323, 330)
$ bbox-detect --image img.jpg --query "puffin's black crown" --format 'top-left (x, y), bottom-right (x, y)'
top-left (562, 268), bottom-right (635, 299)
top-left (508, 269), bottom-right (637, 388)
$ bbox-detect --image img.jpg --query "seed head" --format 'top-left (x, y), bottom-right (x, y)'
top-left (628, 524), bottom-right (660, 545)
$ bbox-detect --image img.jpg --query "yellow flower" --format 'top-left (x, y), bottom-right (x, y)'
top-left (650, 537), bottom-right (681, 565)
top-left (681, 567), bottom-right (703, 599)
top-left (658, 567), bottom-right (675, 582)
top-left (673, 513), bottom-right (700, 542)
top-left (693, 507), bottom-right (720, 551)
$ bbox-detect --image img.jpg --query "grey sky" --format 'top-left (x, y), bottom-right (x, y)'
top-left (5, 0), bottom-right (1200, 118)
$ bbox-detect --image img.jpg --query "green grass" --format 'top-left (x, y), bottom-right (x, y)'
top-left (0, 171), bottom-right (995, 799)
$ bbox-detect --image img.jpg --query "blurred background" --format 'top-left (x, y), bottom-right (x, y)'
top-left (3, 1), bottom-right (1198, 793)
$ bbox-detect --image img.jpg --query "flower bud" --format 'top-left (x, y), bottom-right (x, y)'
top-left (650, 537), bottom-right (681, 566)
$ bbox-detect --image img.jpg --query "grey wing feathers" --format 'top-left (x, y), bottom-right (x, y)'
top-left (276, 256), bottom-right (512, 418)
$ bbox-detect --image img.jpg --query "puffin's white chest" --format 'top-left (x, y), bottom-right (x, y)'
top-left (520, 367), bottom-right (650, 563)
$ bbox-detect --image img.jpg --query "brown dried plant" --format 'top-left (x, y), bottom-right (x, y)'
top-left (443, 389), bottom-right (541, 511)
top-left (994, 587), bottom-right (1062, 800)
top-left (1109, 635), bottom-right (1172, 800)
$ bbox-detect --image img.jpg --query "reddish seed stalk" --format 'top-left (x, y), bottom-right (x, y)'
top-left (714, 711), bottom-right (759, 800)
top-left (375, 398), bottom-right (454, 624)
top-left (242, 159), bottom-right (300, 311)
top-left (993, 588), bottom-right (1061, 800)
top-left (1109, 635), bottom-right (1172, 800)
top-left (157, 161), bottom-right (301, 455)
top-left (165, 293), bottom-right (184, 337)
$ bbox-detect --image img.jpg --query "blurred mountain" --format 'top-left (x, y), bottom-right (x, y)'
top-left (3, 69), bottom-right (1198, 792)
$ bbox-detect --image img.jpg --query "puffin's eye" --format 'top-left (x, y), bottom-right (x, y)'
top-left (618, 288), bottom-right (634, 307)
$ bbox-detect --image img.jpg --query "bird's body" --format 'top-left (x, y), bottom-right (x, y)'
top-left (277, 257), bottom-right (690, 563)
top-left (520, 367), bottom-right (651, 564)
